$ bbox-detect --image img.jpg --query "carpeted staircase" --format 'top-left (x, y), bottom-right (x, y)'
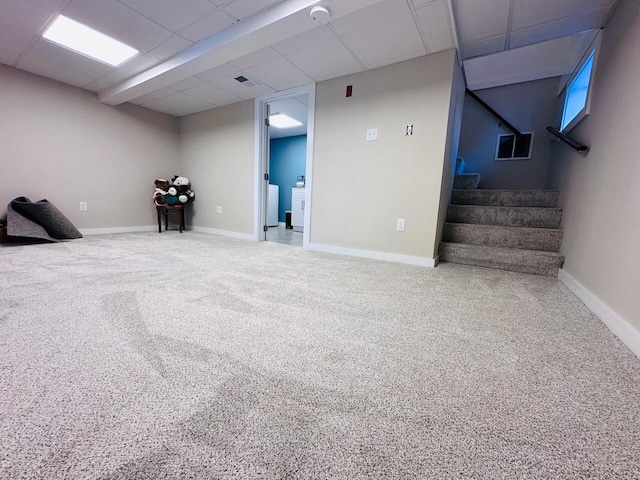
top-left (439, 175), bottom-right (565, 277)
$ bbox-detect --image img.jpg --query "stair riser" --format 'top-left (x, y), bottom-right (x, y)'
top-left (439, 243), bottom-right (564, 277)
top-left (443, 223), bottom-right (563, 252)
top-left (451, 190), bottom-right (559, 207)
top-left (447, 205), bottom-right (562, 228)
top-left (453, 174), bottom-right (480, 189)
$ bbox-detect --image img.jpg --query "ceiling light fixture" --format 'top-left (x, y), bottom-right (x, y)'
top-left (42, 15), bottom-right (138, 67)
top-left (269, 113), bottom-right (303, 129)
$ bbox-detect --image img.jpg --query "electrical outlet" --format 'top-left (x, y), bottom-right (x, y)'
top-left (406, 124), bottom-right (413, 136)
top-left (366, 128), bottom-right (378, 141)
top-left (79, 202), bottom-right (88, 211)
top-left (216, 205), bottom-right (223, 214)
top-left (396, 218), bottom-right (405, 231)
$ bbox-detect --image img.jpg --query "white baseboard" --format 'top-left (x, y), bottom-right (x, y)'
top-left (80, 226), bottom-right (156, 235)
top-left (192, 226), bottom-right (254, 241)
top-left (558, 269), bottom-right (640, 359)
top-left (278, 222), bottom-right (286, 227)
top-left (306, 242), bottom-right (437, 268)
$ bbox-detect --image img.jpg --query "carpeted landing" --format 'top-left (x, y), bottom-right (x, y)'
top-left (1, 233), bottom-right (639, 479)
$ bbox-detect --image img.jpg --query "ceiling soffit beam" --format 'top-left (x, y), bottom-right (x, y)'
top-left (98, 0), bottom-right (321, 105)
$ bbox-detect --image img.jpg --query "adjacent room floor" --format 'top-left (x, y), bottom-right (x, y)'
top-left (266, 224), bottom-right (303, 247)
top-left (1, 232), bottom-right (639, 479)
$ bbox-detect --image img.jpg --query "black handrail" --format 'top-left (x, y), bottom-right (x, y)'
top-left (545, 126), bottom-right (589, 153)
top-left (465, 88), bottom-right (524, 139)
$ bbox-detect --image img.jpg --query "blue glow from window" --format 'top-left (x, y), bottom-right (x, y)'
top-left (561, 50), bottom-right (595, 131)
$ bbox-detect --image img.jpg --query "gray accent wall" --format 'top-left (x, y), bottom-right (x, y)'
top-left (546, 0), bottom-right (640, 330)
top-left (0, 65), bottom-right (179, 230)
top-left (458, 77), bottom-right (560, 190)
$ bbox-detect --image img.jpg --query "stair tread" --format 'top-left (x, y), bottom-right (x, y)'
top-left (444, 222), bottom-right (562, 232)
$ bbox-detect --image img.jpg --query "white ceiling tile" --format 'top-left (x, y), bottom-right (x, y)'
top-left (128, 87), bottom-right (178, 106)
top-left (463, 35), bottom-right (506, 58)
top-left (183, 82), bottom-right (243, 106)
top-left (0, 25), bottom-right (37, 66)
top-left (62, 0), bottom-right (172, 51)
top-left (415, 0), bottom-right (455, 52)
top-left (17, 54), bottom-right (104, 87)
top-left (222, 0), bottom-right (281, 20)
top-left (453, 0), bottom-right (510, 42)
top-left (144, 91), bottom-right (215, 116)
top-left (510, 8), bottom-right (606, 49)
top-left (341, 14), bottom-right (426, 69)
top-left (83, 54), bottom-right (160, 91)
top-left (331, 0), bottom-right (405, 36)
top-left (196, 63), bottom-right (239, 82)
top-left (512, 0), bottom-right (616, 30)
top-left (22, 38), bottom-right (111, 78)
top-left (209, 0), bottom-right (228, 5)
top-left (147, 35), bottom-right (193, 61)
top-left (0, 0), bottom-right (54, 31)
top-left (286, 38), bottom-right (363, 82)
top-left (209, 74), bottom-right (276, 100)
top-left (169, 76), bottom-right (204, 91)
top-left (245, 57), bottom-right (313, 90)
top-left (27, 0), bottom-right (67, 11)
top-left (272, 25), bottom-right (335, 56)
top-left (118, 0), bottom-right (217, 32)
top-left (227, 47), bottom-right (281, 71)
top-left (412, 0), bottom-right (439, 6)
top-left (178, 9), bottom-right (238, 42)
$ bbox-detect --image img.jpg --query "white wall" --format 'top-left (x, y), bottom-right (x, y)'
top-left (179, 100), bottom-right (255, 236)
top-left (0, 65), bottom-right (179, 230)
top-left (546, 0), bottom-right (640, 332)
top-left (310, 51), bottom-right (458, 263)
top-left (458, 77), bottom-right (560, 189)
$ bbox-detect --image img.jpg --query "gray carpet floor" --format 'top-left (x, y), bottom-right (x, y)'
top-left (1, 232), bottom-right (639, 479)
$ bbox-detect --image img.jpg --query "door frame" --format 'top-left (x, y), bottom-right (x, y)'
top-left (253, 83), bottom-right (316, 247)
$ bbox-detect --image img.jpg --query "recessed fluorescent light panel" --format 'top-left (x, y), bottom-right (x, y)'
top-left (269, 113), bottom-right (303, 129)
top-left (42, 15), bottom-right (138, 67)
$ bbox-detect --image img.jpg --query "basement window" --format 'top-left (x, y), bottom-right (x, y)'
top-left (495, 132), bottom-right (534, 161)
top-left (561, 49), bottom-right (596, 132)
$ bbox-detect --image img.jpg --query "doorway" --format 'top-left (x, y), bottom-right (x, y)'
top-left (255, 85), bottom-right (315, 247)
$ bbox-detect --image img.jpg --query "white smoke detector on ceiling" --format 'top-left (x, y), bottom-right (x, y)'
top-left (310, 6), bottom-right (331, 24)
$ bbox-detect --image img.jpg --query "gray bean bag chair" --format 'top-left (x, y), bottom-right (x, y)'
top-left (6, 197), bottom-right (82, 242)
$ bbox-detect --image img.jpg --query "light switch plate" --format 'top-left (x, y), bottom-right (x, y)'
top-left (216, 206), bottom-right (223, 214)
top-left (366, 128), bottom-right (378, 141)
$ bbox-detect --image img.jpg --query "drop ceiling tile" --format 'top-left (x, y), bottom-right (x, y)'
top-left (245, 57), bottom-right (313, 90)
top-left (184, 82), bottom-right (243, 106)
top-left (412, 0), bottom-right (439, 6)
top-left (118, 0), bottom-right (217, 32)
top-left (415, 0), bottom-right (455, 52)
top-left (510, 8), bottom-right (606, 49)
top-left (178, 9), bottom-right (238, 42)
top-left (83, 54), bottom-right (160, 91)
top-left (341, 14), bottom-right (426, 69)
top-left (128, 87), bottom-right (178, 106)
top-left (453, 0), bottom-right (510, 42)
top-left (210, 74), bottom-right (276, 100)
top-left (286, 38), bottom-right (363, 81)
top-left (22, 38), bottom-right (111, 78)
top-left (227, 47), bottom-right (281, 70)
top-left (0, 25), bottom-right (37, 66)
top-left (331, 0), bottom-right (405, 36)
top-left (169, 76), bottom-right (204, 91)
top-left (62, 0), bottom-right (172, 51)
top-left (196, 63), bottom-right (239, 82)
top-left (17, 54), bottom-right (104, 87)
top-left (148, 35), bottom-right (193, 61)
top-left (512, 0), bottom-right (616, 30)
top-left (272, 25), bottom-right (334, 56)
top-left (462, 35), bottom-right (506, 58)
top-left (0, 0), bottom-right (54, 31)
top-left (222, 0), bottom-right (281, 20)
top-left (28, 0), bottom-right (67, 11)
top-left (144, 91), bottom-right (215, 116)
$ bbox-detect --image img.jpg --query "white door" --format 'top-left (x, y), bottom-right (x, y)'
top-left (291, 187), bottom-right (304, 232)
